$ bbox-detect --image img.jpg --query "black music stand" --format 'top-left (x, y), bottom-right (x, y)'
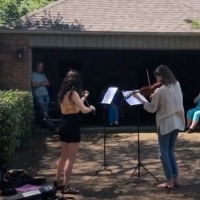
top-left (86, 87), bottom-right (120, 183)
top-left (123, 93), bottom-right (158, 183)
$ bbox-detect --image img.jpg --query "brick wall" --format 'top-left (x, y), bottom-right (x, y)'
top-left (0, 34), bottom-right (31, 91)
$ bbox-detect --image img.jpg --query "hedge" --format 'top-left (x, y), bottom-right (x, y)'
top-left (0, 90), bottom-right (34, 161)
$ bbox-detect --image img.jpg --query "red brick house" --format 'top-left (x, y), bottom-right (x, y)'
top-left (0, 0), bottom-right (200, 93)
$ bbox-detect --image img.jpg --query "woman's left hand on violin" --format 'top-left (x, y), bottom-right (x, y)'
top-left (84, 90), bottom-right (89, 98)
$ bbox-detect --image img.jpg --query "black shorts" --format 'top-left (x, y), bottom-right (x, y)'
top-left (58, 114), bottom-right (81, 143)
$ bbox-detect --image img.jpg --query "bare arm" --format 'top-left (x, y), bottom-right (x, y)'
top-left (81, 96), bottom-right (86, 103)
top-left (31, 73), bottom-right (49, 87)
top-left (80, 90), bottom-right (89, 103)
top-left (32, 81), bottom-right (49, 87)
top-left (31, 74), bottom-right (39, 88)
top-left (40, 74), bottom-right (49, 86)
top-left (40, 80), bottom-right (49, 86)
top-left (194, 94), bottom-right (200, 104)
top-left (32, 82), bottom-right (40, 88)
top-left (71, 91), bottom-right (93, 114)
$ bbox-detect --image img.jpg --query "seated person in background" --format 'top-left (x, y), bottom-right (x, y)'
top-left (108, 90), bottom-right (121, 127)
top-left (186, 93), bottom-right (200, 133)
top-left (100, 88), bottom-right (121, 127)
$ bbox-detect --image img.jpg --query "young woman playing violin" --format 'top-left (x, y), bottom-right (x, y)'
top-left (132, 65), bottom-right (185, 189)
top-left (54, 70), bottom-right (95, 194)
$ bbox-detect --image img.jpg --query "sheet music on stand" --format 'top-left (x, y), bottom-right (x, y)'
top-left (122, 91), bottom-right (148, 106)
top-left (101, 87), bottom-right (118, 104)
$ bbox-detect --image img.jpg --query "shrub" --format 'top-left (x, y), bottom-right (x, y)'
top-left (0, 90), bottom-right (34, 161)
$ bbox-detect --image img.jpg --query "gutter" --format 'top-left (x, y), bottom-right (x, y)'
top-left (0, 30), bottom-right (200, 36)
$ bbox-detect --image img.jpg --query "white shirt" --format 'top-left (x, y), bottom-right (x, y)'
top-left (143, 81), bottom-right (185, 135)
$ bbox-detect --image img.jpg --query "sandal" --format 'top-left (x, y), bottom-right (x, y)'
top-left (53, 181), bottom-right (62, 190)
top-left (61, 185), bottom-right (79, 195)
top-left (157, 182), bottom-right (174, 189)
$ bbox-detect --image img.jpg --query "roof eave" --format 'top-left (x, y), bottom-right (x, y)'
top-left (0, 29), bottom-right (200, 36)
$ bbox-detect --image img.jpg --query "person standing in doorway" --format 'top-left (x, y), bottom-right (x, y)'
top-left (133, 65), bottom-right (185, 189)
top-left (32, 62), bottom-right (50, 119)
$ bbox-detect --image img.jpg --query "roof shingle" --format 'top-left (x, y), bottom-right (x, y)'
top-left (4, 0), bottom-right (200, 33)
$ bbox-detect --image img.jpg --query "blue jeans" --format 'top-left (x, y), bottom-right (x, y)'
top-left (35, 95), bottom-right (49, 118)
top-left (158, 129), bottom-right (179, 180)
top-left (108, 106), bottom-right (119, 124)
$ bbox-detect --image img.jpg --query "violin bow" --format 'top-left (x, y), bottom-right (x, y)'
top-left (82, 91), bottom-right (95, 115)
top-left (146, 69), bottom-right (151, 86)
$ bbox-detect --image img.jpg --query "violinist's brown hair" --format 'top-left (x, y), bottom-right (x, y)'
top-left (154, 65), bottom-right (177, 87)
top-left (58, 70), bottom-right (82, 103)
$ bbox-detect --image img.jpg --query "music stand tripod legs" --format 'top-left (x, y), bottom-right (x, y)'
top-left (86, 105), bottom-right (120, 184)
top-left (127, 106), bottom-right (158, 184)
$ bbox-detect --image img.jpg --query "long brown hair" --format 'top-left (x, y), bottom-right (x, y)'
top-left (58, 70), bottom-right (82, 103)
top-left (154, 65), bottom-right (177, 87)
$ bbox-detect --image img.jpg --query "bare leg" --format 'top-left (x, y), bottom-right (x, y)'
top-left (189, 120), bottom-right (198, 129)
top-left (187, 111), bottom-right (200, 133)
top-left (186, 108), bottom-right (197, 129)
top-left (55, 142), bottom-right (68, 181)
top-left (63, 143), bottom-right (79, 186)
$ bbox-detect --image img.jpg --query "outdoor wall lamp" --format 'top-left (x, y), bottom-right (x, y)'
top-left (17, 48), bottom-right (24, 59)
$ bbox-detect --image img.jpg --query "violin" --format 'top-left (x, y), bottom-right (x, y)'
top-left (82, 91), bottom-right (95, 115)
top-left (125, 69), bottom-right (162, 99)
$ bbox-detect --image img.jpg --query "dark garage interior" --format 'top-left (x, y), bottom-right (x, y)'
top-left (32, 49), bottom-right (200, 126)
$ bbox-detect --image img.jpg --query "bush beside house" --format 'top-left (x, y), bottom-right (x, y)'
top-left (0, 90), bottom-right (34, 161)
